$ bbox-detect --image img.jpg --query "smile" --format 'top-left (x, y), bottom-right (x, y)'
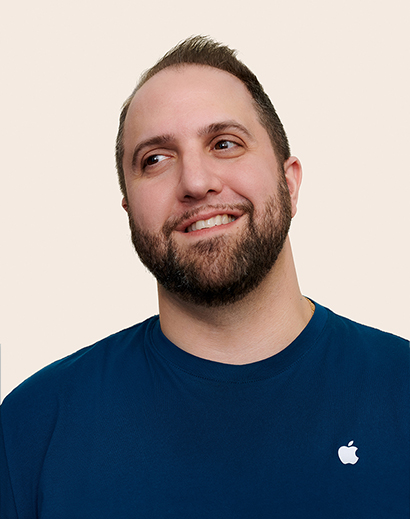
top-left (185, 214), bottom-right (236, 233)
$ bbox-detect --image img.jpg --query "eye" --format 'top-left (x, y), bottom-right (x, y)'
top-left (142, 153), bottom-right (167, 169)
top-left (214, 140), bottom-right (237, 150)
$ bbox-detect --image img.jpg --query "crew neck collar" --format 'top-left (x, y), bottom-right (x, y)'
top-left (148, 301), bottom-right (328, 383)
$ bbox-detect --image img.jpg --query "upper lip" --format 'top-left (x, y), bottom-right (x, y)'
top-left (174, 207), bottom-right (245, 233)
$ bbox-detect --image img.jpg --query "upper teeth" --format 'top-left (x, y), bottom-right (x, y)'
top-left (186, 214), bottom-right (235, 233)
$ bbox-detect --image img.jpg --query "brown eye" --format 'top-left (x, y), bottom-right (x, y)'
top-left (143, 154), bottom-right (167, 169)
top-left (214, 140), bottom-right (236, 150)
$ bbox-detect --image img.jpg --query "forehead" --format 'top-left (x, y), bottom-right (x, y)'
top-left (123, 65), bottom-right (262, 146)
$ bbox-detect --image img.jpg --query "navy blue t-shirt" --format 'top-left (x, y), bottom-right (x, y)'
top-left (1, 303), bottom-right (409, 518)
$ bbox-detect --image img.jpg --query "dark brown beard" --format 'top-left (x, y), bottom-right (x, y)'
top-left (127, 176), bottom-right (292, 307)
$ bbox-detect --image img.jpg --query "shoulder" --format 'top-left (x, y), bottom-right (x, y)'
top-left (324, 305), bottom-right (408, 346)
top-left (318, 303), bottom-right (409, 372)
top-left (1, 315), bottom-right (159, 419)
top-left (0, 315), bottom-right (158, 514)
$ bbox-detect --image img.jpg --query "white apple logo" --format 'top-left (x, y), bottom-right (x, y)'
top-left (338, 440), bottom-right (359, 465)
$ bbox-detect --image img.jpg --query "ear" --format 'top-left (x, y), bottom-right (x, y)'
top-left (283, 156), bottom-right (302, 218)
top-left (121, 197), bottom-right (129, 212)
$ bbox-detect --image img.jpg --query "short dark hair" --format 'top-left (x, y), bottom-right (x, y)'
top-left (115, 35), bottom-right (291, 197)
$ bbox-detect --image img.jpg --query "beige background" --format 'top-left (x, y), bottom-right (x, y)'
top-left (1, 0), bottom-right (409, 399)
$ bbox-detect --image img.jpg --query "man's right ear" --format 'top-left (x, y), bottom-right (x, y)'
top-left (122, 197), bottom-right (128, 212)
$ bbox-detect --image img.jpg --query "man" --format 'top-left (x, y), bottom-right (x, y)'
top-left (1, 36), bottom-right (409, 518)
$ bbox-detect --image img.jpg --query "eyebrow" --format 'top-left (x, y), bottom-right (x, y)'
top-left (197, 120), bottom-right (254, 141)
top-left (132, 134), bottom-right (175, 169)
top-left (131, 120), bottom-right (254, 169)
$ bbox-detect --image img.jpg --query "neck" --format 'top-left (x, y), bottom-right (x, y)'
top-left (157, 239), bottom-right (313, 364)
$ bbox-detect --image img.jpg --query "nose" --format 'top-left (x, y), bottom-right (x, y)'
top-left (176, 152), bottom-right (223, 202)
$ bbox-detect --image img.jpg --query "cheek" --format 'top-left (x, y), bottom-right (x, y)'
top-left (128, 187), bottom-right (172, 233)
top-left (228, 166), bottom-right (277, 205)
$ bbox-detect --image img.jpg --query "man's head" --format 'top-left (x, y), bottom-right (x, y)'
top-left (116, 35), bottom-right (290, 199)
top-left (117, 37), bottom-right (301, 307)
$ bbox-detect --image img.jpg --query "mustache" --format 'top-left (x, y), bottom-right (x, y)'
top-left (162, 201), bottom-right (254, 238)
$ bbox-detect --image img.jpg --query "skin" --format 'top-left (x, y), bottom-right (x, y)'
top-left (121, 65), bottom-right (312, 364)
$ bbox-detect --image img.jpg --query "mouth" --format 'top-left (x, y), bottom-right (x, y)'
top-left (169, 204), bottom-right (250, 237)
top-left (185, 214), bottom-right (237, 233)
